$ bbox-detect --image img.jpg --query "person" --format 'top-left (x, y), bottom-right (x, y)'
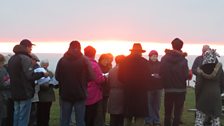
top-left (145, 50), bottom-right (163, 126)
top-left (0, 54), bottom-right (11, 126)
top-left (8, 39), bottom-right (48, 126)
top-left (191, 45), bottom-right (211, 124)
top-left (55, 41), bottom-right (95, 126)
top-left (194, 49), bottom-right (224, 126)
top-left (29, 53), bottom-right (41, 126)
top-left (37, 59), bottom-right (56, 126)
top-left (108, 55), bottom-right (126, 126)
top-left (118, 43), bottom-right (152, 126)
top-left (96, 53), bottom-right (113, 126)
top-left (84, 46), bottom-right (105, 126)
top-left (192, 45), bottom-right (211, 76)
top-left (159, 38), bottom-right (189, 126)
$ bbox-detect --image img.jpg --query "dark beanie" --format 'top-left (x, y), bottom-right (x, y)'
top-left (171, 38), bottom-right (183, 51)
top-left (69, 40), bottom-right (81, 50)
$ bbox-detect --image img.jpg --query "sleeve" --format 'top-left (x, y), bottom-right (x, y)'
top-left (21, 56), bottom-right (44, 81)
top-left (83, 56), bottom-right (96, 81)
top-left (192, 57), bottom-right (200, 76)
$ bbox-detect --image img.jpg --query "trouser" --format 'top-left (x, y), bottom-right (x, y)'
top-left (94, 96), bottom-right (108, 126)
top-left (60, 99), bottom-right (85, 126)
top-left (85, 101), bottom-right (101, 126)
top-left (124, 116), bottom-right (145, 126)
top-left (37, 102), bottom-right (52, 126)
top-left (164, 92), bottom-right (185, 126)
top-left (145, 90), bottom-right (162, 125)
top-left (13, 99), bottom-right (32, 126)
top-left (195, 110), bottom-right (220, 126)
top-left (28, 102), bottom-right (38, 126)
top-left (110, 114), bottom-right (124, 126)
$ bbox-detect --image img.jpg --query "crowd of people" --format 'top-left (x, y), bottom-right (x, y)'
top-left (0, 38), bottom-right (223, 126)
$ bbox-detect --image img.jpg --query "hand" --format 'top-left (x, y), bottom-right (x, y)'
top-left (43, 72), bottom-right (49, 77)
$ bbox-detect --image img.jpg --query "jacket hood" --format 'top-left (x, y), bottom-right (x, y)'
top-left (64, 48), bottom-right (82, 60)
top-left (164, 49), bottom-right (187, 64)
top-left (13, 45), bottom-right (31, 57)
top-left (197, 63), bottom-right (222, 79)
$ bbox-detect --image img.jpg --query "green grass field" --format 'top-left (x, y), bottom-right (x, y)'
top-left (49, 87), bottom-right (223, 125)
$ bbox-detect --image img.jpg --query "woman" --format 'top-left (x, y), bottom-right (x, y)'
top-left (84, 46), bottom-right (105, 126)
top-left (195, 49), bottom-right (224, 126)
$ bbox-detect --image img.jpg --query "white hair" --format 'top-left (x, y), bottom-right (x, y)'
top-left (40, 59), bottom-right (49, 65)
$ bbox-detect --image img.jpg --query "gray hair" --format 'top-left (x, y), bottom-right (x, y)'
top-left (40, 59), bottom-right (49, 65)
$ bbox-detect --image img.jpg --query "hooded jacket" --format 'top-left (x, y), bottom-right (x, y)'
top-left (55, 49), bottom-right (95, 102)
top-left (195, 62), bottom-right (224, 117)
top-left (160, 49), bottom-right (189, 92)
top-left (8, 45), bottom-right (44, 100)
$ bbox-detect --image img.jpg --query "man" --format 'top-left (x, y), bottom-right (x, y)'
top-left (192, 45), bottom-right (211, 76)
top-left (159, 38), bottom-right (189, 126)
top-left (55, 41), bottom-right (95, 126)
top-left (118, 43), bottom-right (151, 126)
top-left (8, 39), bottom-right (48, 126)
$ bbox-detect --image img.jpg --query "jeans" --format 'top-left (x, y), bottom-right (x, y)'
top-left (13, 99), bottom-right (32, 126)
top-left (60, 98), bottom-right (85, 126)
top-left (145, 90), bottom-right (162, 125)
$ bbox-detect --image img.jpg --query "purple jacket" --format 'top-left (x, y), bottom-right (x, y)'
top-left (86, 58), bottom-right (105, 105)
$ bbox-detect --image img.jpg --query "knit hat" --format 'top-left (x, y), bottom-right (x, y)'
top-left (202, 49), bottom-right (220, 65)
top-left (171, 38), bottom-right (183, 51)
top-left (148, 50), bottom-right (158, 57)
top-left (69, 40), bottom-right (81, 50)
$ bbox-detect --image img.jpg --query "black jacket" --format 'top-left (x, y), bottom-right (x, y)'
top-left (8, 45), bottom-right (44, 100)
top-left (55, 49), bottom-right (95, 102)
top-left (160, 49), bottom-right (189, 92)
top-left (148, 60), bottom-right (163, 90)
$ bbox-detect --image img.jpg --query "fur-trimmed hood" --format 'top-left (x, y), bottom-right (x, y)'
top-left (197, 63), bottom-right (222, 79)
top-left (164, 49), bottom-right (187, 57)
top-left (163, 49), bottom-right (187, 64)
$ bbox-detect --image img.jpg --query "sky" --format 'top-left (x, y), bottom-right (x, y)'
top-left (0, 0), bottom-right (224, 44)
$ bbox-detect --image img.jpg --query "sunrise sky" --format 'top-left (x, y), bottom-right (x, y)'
top-left (0, 0), bottom-right (223, 55)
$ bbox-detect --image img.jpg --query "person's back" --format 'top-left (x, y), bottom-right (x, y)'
top-left (55, 41), bottom-right (94, 126)
top-left (194, 49), bottom-right (224, 126)
top-left (118, 43), bottom-right (151, 126)
top-left (8, 39), bottom-right (46, 126)
top-left (159, 38), bottom-right (189, 126)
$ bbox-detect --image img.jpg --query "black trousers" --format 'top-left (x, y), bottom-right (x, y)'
top-left (164, 92), bottom-right (186, 126)
top-left (85, 102), bottom-right (100, 126)
top-left (110, 114), bottom-right (124, 126)
top-left (37, 102), bottom-right (52, 126)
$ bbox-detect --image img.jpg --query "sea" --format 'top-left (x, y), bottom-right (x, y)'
top-left (3, 53), bottom-right (224, 87)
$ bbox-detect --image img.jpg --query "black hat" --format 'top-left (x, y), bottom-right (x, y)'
top-left (20, 39), bottom-right (35, 47)
top-left (171, 38), bottom-right (183, 51)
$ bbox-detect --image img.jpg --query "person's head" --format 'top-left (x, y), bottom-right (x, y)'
top-left (20, 39), bottom-right (35, 53)
top-left (40, 59), bottom-right (49, 69)
top-left (202, 49), bottom-right (219, 65)
top-left (69, 40), bottom-right (81, 51)
top-left (0, 54), bottom-right (5, 67)
top-left (115, 55), bottom-right (125, 65)
top-left (30, 53), bottom-right (40, 66)
top-left (148, 50), bottom-right (158, 62)
top-left (202, 45), bottom-right (211, 55)
top-left (84, 46), bottom-right (96, 58)
top-left (171, 38), bottom-right (183, 51)
top-left (129, 43), bottom-right (146, 56)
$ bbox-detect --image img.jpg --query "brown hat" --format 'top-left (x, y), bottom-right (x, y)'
top-left (129, 43), bottom-right (146, 53)
top-left (20, 39), bottom-right (35, 47)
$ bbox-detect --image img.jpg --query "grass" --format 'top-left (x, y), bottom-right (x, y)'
top-left (49, 87), bottom-right (223, 125)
